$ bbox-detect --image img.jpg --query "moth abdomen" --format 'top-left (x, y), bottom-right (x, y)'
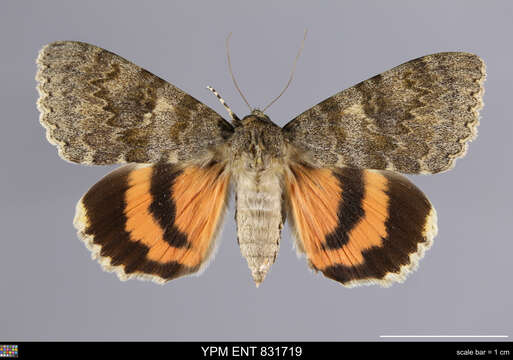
top-left (234, 167), bottom-right (284, 287)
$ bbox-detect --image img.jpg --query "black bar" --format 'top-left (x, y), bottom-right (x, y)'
top-left (0, 341), bottom-right (511, 359)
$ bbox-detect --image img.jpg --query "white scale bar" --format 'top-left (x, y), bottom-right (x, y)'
top-left (380, 335), bottom-right (508, 338)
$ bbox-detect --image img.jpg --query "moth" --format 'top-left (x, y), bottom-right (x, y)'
top-left (36, 39), bottom-right (485, 287)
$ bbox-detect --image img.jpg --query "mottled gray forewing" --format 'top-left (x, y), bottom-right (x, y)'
top-left (36, 41), bottom-right (233, 165)
top-left (283, 52), bottom-right (486, 174)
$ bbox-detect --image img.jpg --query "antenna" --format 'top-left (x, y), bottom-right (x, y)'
top-left (262, 29), bottom-right (308, 112)
top-left (226, 32), bottom-right (253, 112)
top-left (206, 86), bottom-right (241, 125)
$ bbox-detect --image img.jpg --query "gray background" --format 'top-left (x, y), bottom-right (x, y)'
top-left (1, 0), bottom-right (511, 341)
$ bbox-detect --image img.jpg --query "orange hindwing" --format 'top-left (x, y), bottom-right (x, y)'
top-left (286, 164), bottom-right (437, 287)
top-left (74, 163), bottom-right (230, 283)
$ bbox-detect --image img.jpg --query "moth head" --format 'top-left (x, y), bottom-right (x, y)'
top-left (240, 109), bottom-right (273, 125)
